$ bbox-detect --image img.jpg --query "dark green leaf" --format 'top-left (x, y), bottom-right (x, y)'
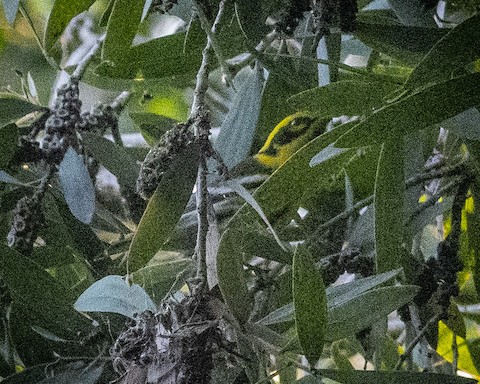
top-left (74, 275), bottom-right (156, 318)
top-left (0, 244), bottom-right (88, 338)
top-left (388, 0), bottom-right (437, 27)
top-left (298, 369), bottom-right (478, 384)
top-left (258, 269), bottom-right (402, 326)
top-left (0, 123), bottom-right (18, 168)
top-left (58, 147), bottom-right (95, 224)
top-left (356, 21), bottom-right (446, 64)
top-left (234, 0), bottom-right (268, 43)
top-left (335, 72), bottom-right (480, 147)
top-left (405, 13), bottom-right (480, 90)
top-left (215, 63), bottom-right (265, 169)
top-left (217, 228), bottom-right (253, 324)
top-left (0, 93), bottom-right (44, 127)
top-left (44, 0), bottom-right (96, 51)
top-left (101, 0), bottom-right (144, 64)
top-left (288, 80), bottom-right (398, 119)
top-left (128, 142), bottom-right (199, 271)
top-left (130, 253), bottom-right (193, 300)
top-left (2, 0), bottom-right (19, 26)
top-left (374, 139), bottom-right (405, 273)
top-left (328, 285), bottom-right (419, 340)
top-left (293, 245), bottom-right (327, 365)
top-left (81, 131), bottom-right (140, 188)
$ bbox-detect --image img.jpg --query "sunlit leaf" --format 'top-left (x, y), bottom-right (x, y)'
top-left (101, 0), bottom-right (144, 64)
top-left (44, 0), bottom-right (96, 51)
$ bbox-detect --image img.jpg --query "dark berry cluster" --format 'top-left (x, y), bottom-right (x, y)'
top-left (41, 78), bottom-right (82, 164)
top-left (149, 0), bottom-right (178, 14)
top-left (275, 0), bottom-right (311, 35)
top-left (76, 104), bottom-right (118, 135)
top-left (313, 0), bottom-right (358, 34)
top-left (7, 192), bottom-right (43, 254)
top-left (137, 122), bottom-right (195, 200)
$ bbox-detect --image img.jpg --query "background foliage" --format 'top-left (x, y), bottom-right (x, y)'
top-left (0, 0), bottom-right (480, 383)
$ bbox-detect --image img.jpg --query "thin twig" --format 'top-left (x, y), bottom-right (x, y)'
top-left (193, 0), bottom-right (232, 85)
top-left (109, 91), bottom-right (131, 147)
top-left (72, 34), bottom-right (105, 80)
top-left (405, 161), bottom-right (467, 187)
top-left (394, 312), bottom-right (441, 370)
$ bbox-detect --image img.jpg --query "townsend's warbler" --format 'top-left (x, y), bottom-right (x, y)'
top-left (254, 112), bottom-right (326, 169)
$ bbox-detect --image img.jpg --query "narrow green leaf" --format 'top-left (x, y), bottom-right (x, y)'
top-left (0, 93), bottom-right (44, 127)
top-left (327, 285), bottom-right (419, 341)
top-left (234, 0), bottom-right (268, 43)
top-left (293, 245), bottom-right (327, 365)
top-left (128, 142), bottom-right (198, 271)
top-left (130, 255), bottom-right (193, 299)
top-left (225, 179), bottom-right (287, 252)
top-left (335, 72), bottom-right (480, 147)
top-left (288, 80), bottom-right (398, 119)
top-left (0, 123), bottom-right (18, 168)
top-left (0, 244), bottom-right (88, 338)
top-left (374, 138), bottom-right (405, 273)
top-left (58, 147), bottom-right (95, 224)
top-left (356, 21), bottom-right (446, 64)
top-left (405, 13), bottom-right (480, 90)
top-left (325, 33), bottom-right (341, 83)
top-left (44, 0), bottom-right (96, 51)
top-left (74, 275), bottom-right (156, 318)
top-left (2, 0), bottom-right (20, 26)
top-left (300, 369), bottom-right (478, 384)
top-left (81, 131), bottom-right (140, 188)
top-left (101, 0), bottom-right (144, 64)
top-left (217, 228), bottom-right (253, 324)
top-left (258, 269), bottom-right (402, 326)
top-left (215, 63), bottom-right (264, 169)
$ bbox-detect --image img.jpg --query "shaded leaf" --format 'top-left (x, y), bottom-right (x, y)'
top-left (58, 147), bottom-right (95, 224)
top-left (128, 142), bottom-right (199, 271)
top-left (258, 269), bottom-right (402, 326)
top-left (215, 63), bottom-right (264, 169)
top-left (327, 285), bottom-right (419, 340)
top-left (0, 93), bottom-right (44, 127)
top-left (356, 21), bottom-right (446, 64)
top-left (81, 131), bottom-right (140, 188)
top-left (405, 13), bottom-right (480, 90)
top-left (374, 138), bottom-right (405, 273)
top-left (217, 228), bottom-right (253, 324)
top-left (288, 80), bottom-right (398, 119)
top-left (130, 254), bottom-right (193, 300)
top-left (101, 0), bottom-right (144, 64)
top-left (0, 123), bottom-right (18, 168)
top-left (293, 245), bottom-right (327, 365)
top-left (0, 171), bottom-right (26, 186)
top-left (388, 0), bottom-right (437, 27)
top-left (44, 0), bottom-right (96, 51)
top-left (0, 244), bottom-right (88, 338)
top-left (298, 368), bottom-right (477, 383)
top-left (74, 275), bottom-right (156, 318)
top-left (335, 72), bottom-right (480, 147)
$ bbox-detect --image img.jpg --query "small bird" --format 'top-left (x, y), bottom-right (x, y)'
top-left (254, 112), bottom-right (326, 169)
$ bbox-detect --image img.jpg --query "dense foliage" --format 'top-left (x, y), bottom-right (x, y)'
top-left (0, 0), bottom-right (480, 383)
